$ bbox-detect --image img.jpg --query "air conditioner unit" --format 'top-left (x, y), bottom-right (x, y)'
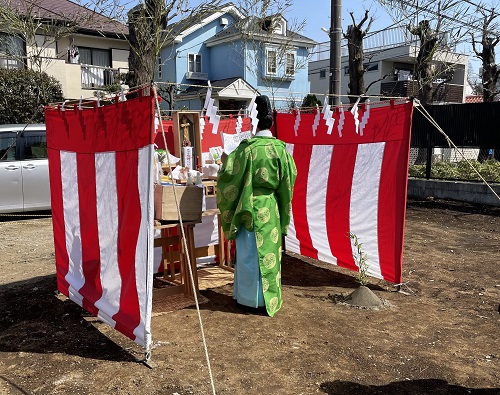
top-left (185, 71), bottom-right (208, 80)
top-left (220, 17), bottom-right (228, 26)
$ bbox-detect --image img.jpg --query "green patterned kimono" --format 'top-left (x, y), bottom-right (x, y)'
top-left (217, 134), bottom-right (297, 316)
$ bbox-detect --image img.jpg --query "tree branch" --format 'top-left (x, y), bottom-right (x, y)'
top-left (365, 73), bottom-right (392, 92)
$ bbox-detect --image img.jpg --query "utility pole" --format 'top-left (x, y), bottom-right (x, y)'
top-left (329, 0), bottom-right (342, 106)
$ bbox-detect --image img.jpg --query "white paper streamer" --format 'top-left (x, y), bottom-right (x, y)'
top-left (236, 115), bottom-right (243, 134)
top-left (338, 106), bottom-right (345, 138)
top-left (350, 96), bottom-right (361, 135)
top-left (293, 108), bottom-right (301, 137)
top-left (248, 93), bottom-right (258, 135)
top-left (359, 99), bottom-right (371, 137)
top-left (322, 96), bottom-right (335, 135)
top-left (312, 104), bottom-right (320, 137)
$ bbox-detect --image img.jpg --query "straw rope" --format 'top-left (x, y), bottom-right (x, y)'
top-left (152, 85), bottom-right (217, 395)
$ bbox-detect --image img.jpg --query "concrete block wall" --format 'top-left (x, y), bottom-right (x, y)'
top-left (407, 179), bottom-right (500, 207)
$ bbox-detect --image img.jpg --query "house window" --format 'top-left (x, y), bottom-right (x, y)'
top-left (157, 56), bottom-right (162, 79)
top-left (79, 47), bottom-right (113, 88)
top-left (319, 69), bottom-right (326, 79)
top-left (79, 47), bottom-right (111, 67)
top-left (286, 52), bottom-right (295, 76)
top-left (188, 53), bottom-right (202, 73)
top-left (0, 33), bottom-right (25, 69)
top-left (344, 62), bottom-right (379, 76)
top-left (266, 49), bottom-right (277, 75)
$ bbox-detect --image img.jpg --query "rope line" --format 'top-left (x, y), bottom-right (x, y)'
top-left (413, 100), bottom-right (500, 203)
top-left (154, 80), bottom-right (410, 101)
top-left (45, 80), bottom-right (412, 110)
top-left (153, 85), bottom-right (217, 395)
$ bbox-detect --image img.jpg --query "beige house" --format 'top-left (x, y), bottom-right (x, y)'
top-left (0, 0), bottom-right (129, 100)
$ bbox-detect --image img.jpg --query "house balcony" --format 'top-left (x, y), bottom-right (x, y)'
top-left (380, 80), bottom-right (464, 103)
top-left (185, 71), bottom-right (208, 81)
top-left (81, 64), bottom-right (127, 89)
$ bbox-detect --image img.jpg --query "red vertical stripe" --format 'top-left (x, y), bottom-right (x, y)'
top-left (76, 153), bottom-right (102, 315)
top-left (47, 148), bottom-right (70, 296)
top-left (377, 140), bottom-right (410, 283)
top-left (326, 145), bottom-right (358, 271)
top-left (291, 145), bottom-right (317, 258)
top-left (112, 150), bottom-right (141, 340)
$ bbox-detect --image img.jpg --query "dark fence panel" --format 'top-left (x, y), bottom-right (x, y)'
top-left (411, 102), bottom-right (500, 148)
top-left (381, 81), bottom-right (463, 104)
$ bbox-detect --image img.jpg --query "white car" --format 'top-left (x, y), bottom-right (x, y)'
top-left (0, 124), bottom-right (51, 213)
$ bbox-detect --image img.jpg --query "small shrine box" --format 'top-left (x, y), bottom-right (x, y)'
top-left (154, 185), bottom-right (203, 222)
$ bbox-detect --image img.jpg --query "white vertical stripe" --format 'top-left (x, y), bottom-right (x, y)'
top-left (306, 145), bottom-right (336, 263)
top-left (350, 142), bottom-right (385, 279)
top-left (153, 229), bottom-right (163, 273)
top-left (133, 145), bottom-right (154, 348)
top-left (284, 143), bottom-right (300, 254)
top-left (61, 151), bottom-right (84, 307)
top-left (94, 152), bottom-right (120, 327)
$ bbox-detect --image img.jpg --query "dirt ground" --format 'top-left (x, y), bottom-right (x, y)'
top-left (0, 198), bottom-right (499, 395)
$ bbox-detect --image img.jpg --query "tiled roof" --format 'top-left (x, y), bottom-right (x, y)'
top-left (177, 77), bottom-right (258, 97)
top-left (181, 77), bottom-right (242, 95)
top-left (465, 95), bottom-right (483, 103)
top-left (204, 15), bottom-right (316, 47)
top-left (0, 0), bottom-right (128, 36)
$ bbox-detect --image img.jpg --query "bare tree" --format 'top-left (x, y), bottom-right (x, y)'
top-left (343, 10), bottom-right (373, 103)
top-left (0, 0), bottom-right (121, 120)
top-left (379, 0), bottom-right (469, 105)
top-left (408, 20), bottom-right (441, 105)
top-left (467, 61), bottom-right (483, 96)
top-left (0, 0), bottom-right (100, 73)
top-left (156, 82), bottom-right (177, 113)
top-left (471, 7), bottom-right (500, 103)
top-left (125, 0), bottom-right (224, 89)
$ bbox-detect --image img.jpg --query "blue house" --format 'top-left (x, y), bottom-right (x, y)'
top-left (157, 3), bottom-right (316, 112)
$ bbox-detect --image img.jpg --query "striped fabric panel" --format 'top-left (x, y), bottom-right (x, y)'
top-left (281, 102), bottom-right (412, 284)
top-left (45, 95), bottom-right (155, 349)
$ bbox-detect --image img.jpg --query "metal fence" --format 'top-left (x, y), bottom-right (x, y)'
top-left (409, 102), bottom-right (500, 182)
top-left (81, 65), bottom-right (128, 89)
top-left (309, 27), bottom-right (418, 61)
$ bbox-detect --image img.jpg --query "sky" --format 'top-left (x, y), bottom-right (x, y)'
top-left (157, 0), bottom-right (395, 44)
top-left (119, 0), bottom-right (493, 74)
top-left (282, 0), bottom-right (393, 44)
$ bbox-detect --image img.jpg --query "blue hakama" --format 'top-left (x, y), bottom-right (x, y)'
top-left (233, 227), bottom-right (265, 308)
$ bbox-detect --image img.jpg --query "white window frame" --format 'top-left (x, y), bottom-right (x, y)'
top-left (157, 56), bottom-right (162, 79)
top-left (285, 51), bottom-right (296, 76)
top-left (0, 33), bottom-right (25, 69)
top-left (188, 53), bottom-right (202, 73)
top-left (274, 22), bottom-right (283, 35)
top-left (266, 48), bottom-right (277, 75)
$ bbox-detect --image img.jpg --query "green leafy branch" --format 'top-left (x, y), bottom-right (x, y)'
top-left (349, 232), bottom-right (369, 286)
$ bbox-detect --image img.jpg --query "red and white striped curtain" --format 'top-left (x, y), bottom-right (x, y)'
top-left (276, 102), bottom-right (413, 284)
top-left (44, 94), bottom-right (156, 349)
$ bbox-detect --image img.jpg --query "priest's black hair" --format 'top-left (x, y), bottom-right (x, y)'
top-left (255, 95), bottom-right (273, 130)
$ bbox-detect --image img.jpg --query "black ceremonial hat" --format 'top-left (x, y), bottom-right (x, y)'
top-left (255, 95), bottom-right (272, 119)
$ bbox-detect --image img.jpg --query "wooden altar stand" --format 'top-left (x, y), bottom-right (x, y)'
top-left (153, 220), bottom-right (200, 301)
top-left (151, 180), bottom-right (234, 314)
top-left (194, 207), bottom-right (234, 272)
